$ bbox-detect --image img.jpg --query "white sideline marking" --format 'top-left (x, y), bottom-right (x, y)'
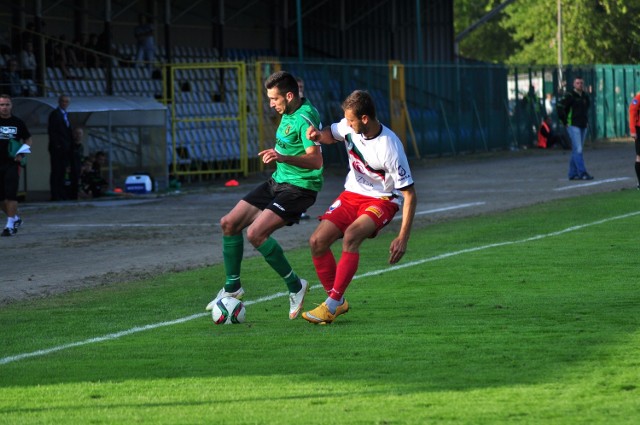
top-left (414, 202), bottom-right (486, 217)
top-left (48, 223), bottom-right (212, 228)
top-left (2, 210), bottom-right (640, 366)
top-left (554, 177), bottom-right (630, 191)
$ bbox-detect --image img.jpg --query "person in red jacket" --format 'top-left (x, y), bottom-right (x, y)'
top-left (537, 116), bottom-right (570, 150)
top-left (628, 92), bottom-right (640, 189)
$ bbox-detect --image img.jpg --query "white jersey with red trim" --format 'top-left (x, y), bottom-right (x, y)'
top-left (330, 118), bottom-right (413, 204)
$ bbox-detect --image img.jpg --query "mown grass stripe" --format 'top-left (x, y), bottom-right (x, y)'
top-left (2, 209), bottom-right (639, 366)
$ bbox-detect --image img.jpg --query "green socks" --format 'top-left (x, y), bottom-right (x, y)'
top-left (223, 234), bottom-right (244, 292)
top-left (257, 237), bottom-right (302, 293)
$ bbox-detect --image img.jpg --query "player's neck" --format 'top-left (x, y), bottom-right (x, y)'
top-left (363, 120), bottom-right (382, 140)
top-left (285, 97), bottom-right (303, 114)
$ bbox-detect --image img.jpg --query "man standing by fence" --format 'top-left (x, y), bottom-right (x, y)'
top-left (557, 77), bottom-right (594, 181)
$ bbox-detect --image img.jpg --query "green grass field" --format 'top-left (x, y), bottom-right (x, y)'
top-left (1, 190), bottom-right (640, 424)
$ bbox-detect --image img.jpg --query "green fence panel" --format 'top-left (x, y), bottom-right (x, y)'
top-left (254, 61), bottom-right (638, 166)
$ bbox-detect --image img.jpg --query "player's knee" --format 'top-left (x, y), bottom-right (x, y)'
top-left (220, 215), bottom-right (238, 235)
top-left (309, 233), bottom-right (328, 256)
top-left (246, 226), bottom-right (267, 248)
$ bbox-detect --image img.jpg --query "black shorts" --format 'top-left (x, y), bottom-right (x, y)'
top-left (0, 162), bottom-right (20, 201)
top-left (636, 126), bottom-right (640, 156)
top-left (243, 178), bottom-right (318, 225)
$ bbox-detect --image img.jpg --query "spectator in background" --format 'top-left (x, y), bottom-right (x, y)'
top-left (1, 59), bottom-right (23, 98)
top-left (59, 34), bottom-right (80, 70)
top-left (48, 94), bottom-right (73, 201)
top-left (134, 14), bottom-right (155, 70)
top-left (84, 33), bottom-right (101, 68)
top-left (71, 34), bottom-right (88, 68)
top-left (67, 127), bottom-right (85, 200)
top-left (51, 37), bottom-right (72, 79)
top-left (0, 94), bottom-right (32, 237)
top-left (628, 92), bottom-right (640, 189)
top-left (19, 41), bottom-right (37, 80)
top-left (0, 31), bottom-right (12, 61)
top-left (557, 76), bottom-right (593, 180)
top-left (537, 116), bottom-right (569, 150)
top-left (80, 154), bottom-right (108, 198)
top-left (544, 93), bottom-right (554, 117)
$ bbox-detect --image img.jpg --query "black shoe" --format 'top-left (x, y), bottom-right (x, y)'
top-left (569, 175), bottom-right (580, 181)
top-left (13, 217), bottom-right (22, 230)
top-left (580, 173), bottom-right (594, 180)
top-left (300, 212), bottom-right (310, 220)
top-left (1, 227), bottom-right (15, 237)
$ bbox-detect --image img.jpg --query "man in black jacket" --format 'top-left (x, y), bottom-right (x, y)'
top-left (557, 77), bottom-right (594, 180)
top-left (48, 95), bottom-right (73, 201)
top-left (0, 94), bottom-right (32, 236)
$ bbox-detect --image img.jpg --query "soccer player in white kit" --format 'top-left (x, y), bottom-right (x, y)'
top-left (302, 90), bottom-right (417, 324)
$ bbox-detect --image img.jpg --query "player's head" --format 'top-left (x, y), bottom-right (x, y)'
top-left (342, 90), bottom-right (376, 120)
top-left (342, 90), bottom-right (377, 134)
top-left (0, 94), bottom-right (12, 119)
top-left (265, 71), bottom-right (300, 115)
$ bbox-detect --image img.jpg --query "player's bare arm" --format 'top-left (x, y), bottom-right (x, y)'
top-left (306, 126), bottom-right (337, 145)
top-left (258, 145), bottom-right (323, 169)
top-left (388, 185), bottom-right (417, 264)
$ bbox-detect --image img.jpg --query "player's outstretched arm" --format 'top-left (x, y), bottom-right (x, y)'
top-left (306, 126), bottom-right (337, 145)
top-left (388, 185), bottom-right (417, 264)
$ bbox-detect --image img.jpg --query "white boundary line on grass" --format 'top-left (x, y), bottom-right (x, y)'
top-left (2, 209), bottom-right (640, 366)
top-left (554, 177), bottom-right (630, 191)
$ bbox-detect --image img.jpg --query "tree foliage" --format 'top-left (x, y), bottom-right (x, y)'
top-left (455, 0), bottom-right (640, 65)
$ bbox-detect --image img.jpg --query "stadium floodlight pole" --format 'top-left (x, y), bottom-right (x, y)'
top-left (557, 0), bottom-right (563, 91)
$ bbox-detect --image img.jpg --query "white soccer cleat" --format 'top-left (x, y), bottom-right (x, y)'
top-left (288, 278), bottom-right (309, 320)
top-left (205, 286), bottom-right (245, 311)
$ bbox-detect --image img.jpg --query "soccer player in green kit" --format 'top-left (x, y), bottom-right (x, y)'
top-left (205, 71), bottom-right (323, 319)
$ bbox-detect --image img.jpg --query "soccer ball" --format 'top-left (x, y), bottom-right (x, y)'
top-left (211, 296), bottom-right (246, 325)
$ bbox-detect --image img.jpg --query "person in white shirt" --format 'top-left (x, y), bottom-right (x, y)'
top-left (19, 41), bottom-right (37, 80)
top-left (302, 90), bottom-right (417, 324)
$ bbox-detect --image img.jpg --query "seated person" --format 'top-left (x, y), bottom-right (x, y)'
top-left (538, 116), bottom-right (570, 150)
top-left (79, 156), bottom-right (107, 198)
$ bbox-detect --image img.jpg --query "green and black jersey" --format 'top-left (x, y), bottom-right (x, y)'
top-left (271, 99), bottom-right (323, 192)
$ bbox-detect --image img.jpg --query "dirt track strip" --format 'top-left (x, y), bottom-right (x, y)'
top-left (1, 142), bottom-right (634, 306)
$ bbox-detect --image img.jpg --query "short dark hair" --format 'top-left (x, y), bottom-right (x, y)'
top-left (264, 71), bottom-right (299, 97)
top-left (342, 90), bottom-right (376, 120)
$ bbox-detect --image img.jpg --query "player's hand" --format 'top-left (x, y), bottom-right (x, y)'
top-left (388, 237), bottom-right (407, 264)
top-left (306, 126), bottom-right (320, 142)
top-left (632, 133), bottom-right (637, 140)
top-left (258, 148), bottom-right (281, 164)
